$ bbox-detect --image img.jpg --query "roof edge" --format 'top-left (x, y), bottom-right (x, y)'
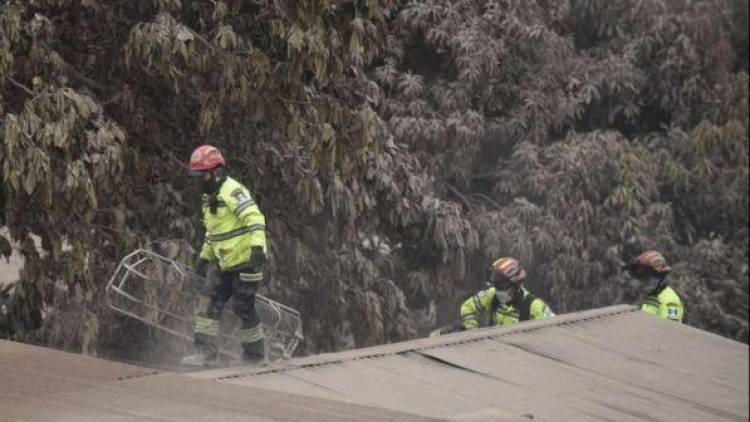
top-left (193, 304), bottom-right (638, 380)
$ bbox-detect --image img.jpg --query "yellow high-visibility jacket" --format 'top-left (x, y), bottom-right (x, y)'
top-left (460, 286), bottom-right (554, 329)
top-left (199, 176), bottom-right (266, 273)
top-left (640, 285), bottom-right (684, 322)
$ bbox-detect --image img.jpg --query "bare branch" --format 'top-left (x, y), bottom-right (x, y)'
top-left (7, 77), bottom-right (34, 97)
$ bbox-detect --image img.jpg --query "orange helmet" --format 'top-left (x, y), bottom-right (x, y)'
top-left (189, 145), bottom-right (225, 176)
top-left (628, 250), bottom-right (671, 278)
top-left (490, 257), bottom-right (526, 288)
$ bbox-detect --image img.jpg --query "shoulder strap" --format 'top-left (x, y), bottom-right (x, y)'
top-left (519, 293), bottom-right (538, 322)
top-left (489, 294), bottom-right (500, 326)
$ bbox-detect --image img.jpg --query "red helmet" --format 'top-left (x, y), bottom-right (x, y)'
top-left (628, 250), bottom-right (671, 278)
top-left (189, 145), bottom-right (225, 176)
top-left (490, 257), bottom-right (527, 288)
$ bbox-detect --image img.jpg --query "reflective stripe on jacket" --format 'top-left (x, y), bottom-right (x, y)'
top-left (640, 285), bottom-right (683, 322)
top-left (199, 176), bottom-right (267, 271)
top-left (460, 286), bottom-right (554, 329)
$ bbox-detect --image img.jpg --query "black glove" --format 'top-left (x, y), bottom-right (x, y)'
top-left (249, 246), bottom-right (266, 269)
top-left (194, 258), bottom-right (210, 278)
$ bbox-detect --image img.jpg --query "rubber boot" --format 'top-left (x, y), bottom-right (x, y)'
top-left (241, 339), bottom-right (266, 366)
top-left (181, 342), bottom-right (221, 367)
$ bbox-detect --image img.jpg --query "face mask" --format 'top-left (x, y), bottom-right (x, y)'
top-left (495, 288), bottom-right (513, 304)
top-left (201, 178), bottom-right (218, 194)
top-left (639, 277), bottom-right (662, 294)
top-left (200, 169), bottom-right (226, 194)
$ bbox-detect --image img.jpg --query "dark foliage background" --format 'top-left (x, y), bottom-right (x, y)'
top-left (1, 0), bottom-right (747, 357)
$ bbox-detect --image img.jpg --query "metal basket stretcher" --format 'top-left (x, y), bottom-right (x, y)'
top-left (106, 249), bottom-right (303, 362)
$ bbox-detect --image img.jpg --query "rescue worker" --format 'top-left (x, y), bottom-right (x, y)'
top-left (181, 145), bottom-right (268, 366)
top-left (449, 257), bottom-right (554, 334)
top-left (626, 250), bottom-right (684, 322)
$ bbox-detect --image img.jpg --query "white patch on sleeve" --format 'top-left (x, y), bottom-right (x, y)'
top-left (234, 191), bottom-right (251, 204)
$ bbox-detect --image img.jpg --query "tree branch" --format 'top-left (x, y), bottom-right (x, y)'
top-left (7, 77), bottom-right (35, 97)
top-left (62, 61), bottom-right (108, 92)
top-left (445, 183), bottom-right (472, 209)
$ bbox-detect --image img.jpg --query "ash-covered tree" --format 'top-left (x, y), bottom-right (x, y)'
top-left (1, 0), bottom-right (747, 358)
top-left (378, 0), bottom-right (748, 340)
top-left (1, 0), bottom-right (437, 355)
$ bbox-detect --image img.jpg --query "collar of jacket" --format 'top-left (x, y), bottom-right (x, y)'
top-left (507, 286), bottom-right (526, 308)
top-left (204, 176), bottom-right (228, 213)
top-left (646, 280), bottom-right (670, 297)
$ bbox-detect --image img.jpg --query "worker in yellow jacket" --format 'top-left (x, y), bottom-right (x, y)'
top-left (181, 145), bottom-right (268, 366)
top-left (626, 250), bottom-right (684, 322)
top-left (459, 257), bottom-right (555, 330)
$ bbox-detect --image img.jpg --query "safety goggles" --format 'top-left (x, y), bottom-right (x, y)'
top-left (627, 262), bottom-right (655, 280)
top-left (488, 274), bottom-right (515, 290)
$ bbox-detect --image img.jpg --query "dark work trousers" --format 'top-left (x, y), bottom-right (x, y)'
top-left (193, 265), bottom-right (264, 360)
